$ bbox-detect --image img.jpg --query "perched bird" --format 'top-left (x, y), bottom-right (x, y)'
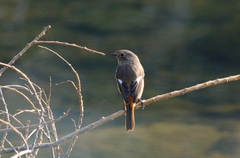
top-left (111, 50), bottom-right (145, 131)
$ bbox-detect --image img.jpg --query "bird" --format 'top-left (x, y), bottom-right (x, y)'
top-left (111, 49), bottom-right (145, 131)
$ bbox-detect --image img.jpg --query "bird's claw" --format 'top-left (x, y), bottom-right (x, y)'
top-left (139, 99), bottom-right (146, 110)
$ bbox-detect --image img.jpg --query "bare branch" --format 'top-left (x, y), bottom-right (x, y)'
top-left (2, 138), bottom-right (19, 154)
top-left (36, 41), bottom-right (105, 55)
top-left (0, 88), bottom-right (10, 149)
top-left (64, 136), bottom-right (78, 158)
top-left (135, 74), bottom-right (240, 109)
top-left (0, 109), bottom-right (70, 132)
top-left (0, 110), bottom-right (124, 154)
top-left (11, 149), bottom-right (32, 158)
top-left (0, 62), bottom-right (44, 111)
top-left (0, 119), bottom-right (29, 150)
top-left (0, 85), bottom-right (37, 110)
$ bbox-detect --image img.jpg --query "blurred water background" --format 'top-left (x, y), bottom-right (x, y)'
top-left (0, 0), bottom-right (240, 157)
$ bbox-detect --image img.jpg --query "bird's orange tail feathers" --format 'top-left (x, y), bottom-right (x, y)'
top-left (125, 95), bottom-right (135, 131)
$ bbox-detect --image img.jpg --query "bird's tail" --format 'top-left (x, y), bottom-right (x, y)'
top-left (125, 95), bottom-right (135, 131)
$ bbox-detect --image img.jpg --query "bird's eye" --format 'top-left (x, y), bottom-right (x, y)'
top-left (120, 53), bottom-right (124, 57)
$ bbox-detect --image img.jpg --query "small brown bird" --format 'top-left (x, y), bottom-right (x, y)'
top-left (111, 50), bottom-right (145, 131)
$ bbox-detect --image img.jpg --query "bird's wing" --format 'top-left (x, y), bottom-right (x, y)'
top-left (117, 79), bottom-right (130, 103)
top-left (117, 76), bottom-right (144, 103)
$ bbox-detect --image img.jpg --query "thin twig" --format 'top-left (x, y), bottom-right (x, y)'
top-left (63, 136), bottom-right (78, 158)
top-left (0, 62), bottom-right (44, 111)
top-left (31, 129), bottom-right (43, 158)
top-left (19, 77), bottom-right (49, 106)
top-left (4, 111), bottom-right (25, 127)
top-left (24, 120), bottom-right (31, 143)
top-left (3, 138), bottom-right (19, 154)
top-left (0, 88), bottom-right (10, 149)
top-left (45, 77), bottom-right (60, 158)
top-left (13, 110), bottom-right (39, 117)
top-left (0, 109), bottom-right (70, 132)
top-left (36, 41), bottom-right (105, 55)
top-left (64, 119), bottom-right (77, 158)
top-left (0, 86), bottom-right (37, 110)
top-left (11, 150), bottom-right (32, 158)
top-left (0, 119), bottom-right (29, 150)
top-left (30, 114), bottom-right (44, 152)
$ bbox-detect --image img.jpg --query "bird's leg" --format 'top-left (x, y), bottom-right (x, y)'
top-left (138, 98), bottom-right (146, 110)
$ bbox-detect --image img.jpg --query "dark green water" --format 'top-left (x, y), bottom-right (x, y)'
top-left (0, 1), bottom-right (240, 157)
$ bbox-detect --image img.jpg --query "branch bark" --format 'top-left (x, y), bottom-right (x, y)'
top-left (136, 74), bottom-right (240, 108)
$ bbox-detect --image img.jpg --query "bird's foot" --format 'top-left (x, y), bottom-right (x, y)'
top-left (139, 99), bottom-right (146, 110)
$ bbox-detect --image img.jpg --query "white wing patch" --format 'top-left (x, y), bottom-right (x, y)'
top-left (136, 76), bottom-right (143, 83)
top-left (117, 79), bottom-right (123, 85)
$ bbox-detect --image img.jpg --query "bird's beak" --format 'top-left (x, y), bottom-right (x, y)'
top-left (110, 53), bottom-right (117, 56)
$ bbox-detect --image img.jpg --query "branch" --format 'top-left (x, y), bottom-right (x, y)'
top-left (11, 150), bottom-right (32, 158)
top-left (0, 109), bottom-right (70, 132)
top-left (0, 110), bottom-right (123, 154)
top-left (0, 119), bottom-right (29, 150)
top-left (36, 41), bottom-right (105, 56)
top-left (0, 85), bottom-right (37, 110)
top-left (1, 74), bottom-right (239, 154)
top-left (135, 74), bottom-right (240, 109)
top-left (0, 62), bottom-right (44, 111)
